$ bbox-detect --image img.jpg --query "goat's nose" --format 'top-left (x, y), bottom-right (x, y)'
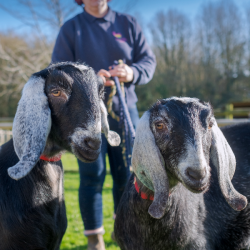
top-left (84, 138), bottom-right (101, 150)
top-left (187, 167), bottom-right (206, 180)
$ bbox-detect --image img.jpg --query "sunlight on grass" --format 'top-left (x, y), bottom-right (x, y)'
top-left (61, 153), bottom-right (120, 250)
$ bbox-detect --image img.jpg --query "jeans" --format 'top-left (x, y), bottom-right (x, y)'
top-left (77, 105), bottom-right (139, 230)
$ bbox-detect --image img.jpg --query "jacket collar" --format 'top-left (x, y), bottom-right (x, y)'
top-left (82, 7), bottom-right (115, 23)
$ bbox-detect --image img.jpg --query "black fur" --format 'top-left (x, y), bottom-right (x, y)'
top-left (0, 139), bottom-right (66, 250)
top-left (0, 62), bottom-right (104, 250)
top-left (115, 98), bottom-right (250, 250)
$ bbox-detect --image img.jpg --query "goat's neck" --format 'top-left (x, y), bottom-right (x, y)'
top-left (132, 175), bottom-right (204, 242)
top-left (135, 175), bottom-right (181, 203)
top-left (43, 136), bottom-right (65, 158)
top-left (135, 174), bottom-right (189, 220)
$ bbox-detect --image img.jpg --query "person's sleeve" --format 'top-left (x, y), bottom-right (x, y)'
top-left (51, 21), bottom-right (75, 63)
top-left (130, 18), bottom-right (156, 85)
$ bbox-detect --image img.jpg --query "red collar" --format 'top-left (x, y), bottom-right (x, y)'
top-left (134, 177), bottom-right (154, 201)
top-left (134, 176), bottom-right (171, 201)
top-left (40, 154), bottom-right (62, 162)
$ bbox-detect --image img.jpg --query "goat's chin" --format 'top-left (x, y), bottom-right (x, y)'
top-left (71, 146), bottom-right (101, 163)
top-left (180, 176), bottom-right (211, 194)
top-left (183, 182), bottom-right (210, 194)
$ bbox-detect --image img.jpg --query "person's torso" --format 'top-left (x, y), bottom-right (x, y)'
top-left (72, 10), bottom-right (138, 109)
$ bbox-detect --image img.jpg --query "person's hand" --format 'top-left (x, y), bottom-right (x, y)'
top-left (97, 69), bottom-right (115, 86)
top-left (109, 64), bottom-right (134, 83)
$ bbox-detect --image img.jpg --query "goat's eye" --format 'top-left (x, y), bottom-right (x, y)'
top-left (156, 122), bottom-right (164, 130)
top-left (52, 90), bottom-right (61, 97)
top-left (208, 122), bottom-right (213, 130)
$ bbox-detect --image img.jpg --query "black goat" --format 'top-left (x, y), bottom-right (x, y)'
top-left (0, 62), bottom-right (120, 250)
top-left (115, 97), bottom-right (250, 250)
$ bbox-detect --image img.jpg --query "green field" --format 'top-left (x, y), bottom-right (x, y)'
top-left (60, 153), bottom-right (120, 250)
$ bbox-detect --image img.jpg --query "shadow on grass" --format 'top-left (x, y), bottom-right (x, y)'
top-left (106, 242), bottom-right (119, 248)
top-left (60, 245), bottom-right (87, 250)
top-left (61, 242), bottom-right (118, 250)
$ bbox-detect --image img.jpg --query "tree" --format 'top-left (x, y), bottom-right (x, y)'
top-left (0, 32), bottom-right (52, 116)
top-left (136, 0), bottom-right (250, 112)
top-left (196, 0), bottom-right (246, 106)
top-left (0, 0), bottom-right (74, 116)
top-left (136, 9), bottom-right (192, 112)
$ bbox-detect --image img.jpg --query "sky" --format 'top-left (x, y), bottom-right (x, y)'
top-left (0, 0), bottom-right (250, 40)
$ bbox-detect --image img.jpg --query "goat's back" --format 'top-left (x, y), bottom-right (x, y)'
top-left (0, 139), bottom-right (67, 250)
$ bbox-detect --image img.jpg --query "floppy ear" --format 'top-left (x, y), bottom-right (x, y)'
top-left (8, 74), bottom-right (52, 180)
top-left (100, 100), bottom-right (121, 146)
top-left (132, 111), bottom-right (169, 219)
top-left (210, 120), bottom-right (247, 211)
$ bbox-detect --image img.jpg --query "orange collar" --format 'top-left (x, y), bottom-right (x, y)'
top-left (40, 154), bottom-right (62, 162)
top-left (134, 177), bottom-right (154, 201)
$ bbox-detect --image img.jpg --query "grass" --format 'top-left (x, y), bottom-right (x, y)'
top-left (60, 153), bottom-right (120, 250)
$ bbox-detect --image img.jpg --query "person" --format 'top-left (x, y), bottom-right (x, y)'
top-left (52, 0), bottom-right (156, 249)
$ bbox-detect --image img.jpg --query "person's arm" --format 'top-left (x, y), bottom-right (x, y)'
top-left (129, 18), bottom-right (156, 85)
top-left (52, 21), bottom-right (75, 63)
top-left (109, 18), bottom-right (156, 85)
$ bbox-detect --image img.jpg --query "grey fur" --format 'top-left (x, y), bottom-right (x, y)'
top-left (9, 76), bottom-right (51, 180)
top-left (210, 121), bottom-right (247, 211)
top-left (132, 112), bottom-right (169, 219)
top-left (100, 100), bottom-right (120, 146)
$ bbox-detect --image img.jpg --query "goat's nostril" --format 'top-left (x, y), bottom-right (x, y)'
top-left (187, 167), bottom-right (206, 181)
top-left (84, 138), bottom-right (101, 150)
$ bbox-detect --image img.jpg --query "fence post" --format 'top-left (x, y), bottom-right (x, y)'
top-left (225, 104), bottom-right (234, 119)
top-left (0, 130), bottom-right (13, 145)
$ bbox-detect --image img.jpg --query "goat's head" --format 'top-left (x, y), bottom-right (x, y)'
top-left (132, 97), bottom-right (247, 219)
top-left (8, 62), bottom-right (120, 180)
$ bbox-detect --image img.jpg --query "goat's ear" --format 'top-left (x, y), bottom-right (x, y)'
top-left (100, 100), bottom-right (121, 146)
top-left (210, 120), bottom-right (247, 211)
top-left (132, 111), bottom-right (169, 219)
top-left (8, 72), bottom-right (52, 180)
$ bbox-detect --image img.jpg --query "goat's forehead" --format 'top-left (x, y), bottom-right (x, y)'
top-left (150, 99), bottom-right (211, 124)
top-left (160, 97), bottom-right (209, 107)
top-left (47, 66), bottom-right (98, 90)
top-left (47, 70), bottom-right (74, 86)
top-left (167, 97), bottom-right (200, 104)
top-left (48, 62), bottom-right (89, 71)
top-left (48, 63), bottom-right (92, 79)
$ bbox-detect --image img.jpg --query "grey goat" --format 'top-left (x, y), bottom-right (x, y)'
top-left (115, 97), bottom-right (250, 250)
top-left (0, 62), bottom-right (120, 250)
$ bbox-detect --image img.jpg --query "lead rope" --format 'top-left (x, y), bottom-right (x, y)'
top-left (107, 60), bottom-right (136, 169)
top-left (107, 84), bottom-right (120, 122)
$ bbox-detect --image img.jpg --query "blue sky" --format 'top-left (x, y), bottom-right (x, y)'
top-left (0, 0), bottom-right (249, 38)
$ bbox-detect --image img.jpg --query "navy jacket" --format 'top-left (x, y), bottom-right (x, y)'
top-left (52, 8), bottom-right (156, 110)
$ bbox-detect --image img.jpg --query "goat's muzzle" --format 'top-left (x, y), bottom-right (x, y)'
top-left (69, 128), bottom-right (102, 163)
top-left (180, 165), bottom-right (210, 193)
top-left (71, 141), bottom-right (101, 162)
top-left (187, 167), bottom-right (206, 180)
